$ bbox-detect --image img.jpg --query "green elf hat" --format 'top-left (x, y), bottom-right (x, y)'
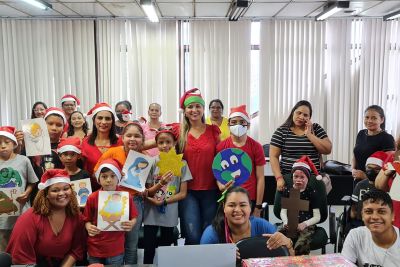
top-left (179, 88), bottom-right (205, 109)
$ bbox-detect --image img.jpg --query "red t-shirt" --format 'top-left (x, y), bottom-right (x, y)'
top-left (6, 208), bottom-right (86, 264)
top-left (183, 124), bottom-right (220, 190)
top-left (217, 136), bottom-right (266, 200)
top-left (83, 188), bottom-right (138, 258)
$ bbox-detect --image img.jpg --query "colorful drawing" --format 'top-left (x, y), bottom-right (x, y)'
top-left (0, 167), bottom-right (22, 188)
top-left (0, 187), bottom-right (22, 217)
top-left (156, 148), bottom-right (185, 177)
top-left (121, 151), bottom-right (154, 192)
top-left (212, 148), bottom-right (252, 186)
top-left (70, 178), bottom-right (92, 207)
top-left (97, 191), bottom-right (129, 231)
top-left (21, 118), bottom-right (51, 157)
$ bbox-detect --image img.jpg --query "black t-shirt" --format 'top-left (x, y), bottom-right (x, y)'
top-left (70, 169), bottom-right (91, 182)
top-left (353, 130), bottom-right (395, 172)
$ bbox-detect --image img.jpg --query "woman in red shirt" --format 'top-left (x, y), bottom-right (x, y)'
top-left (177, 88), bottom-right (220, 245)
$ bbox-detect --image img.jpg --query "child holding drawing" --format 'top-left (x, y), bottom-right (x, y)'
top-left (83, 158), bottom-right (137, 264)
top-left (143, 128), bottom-right (192, 264)
top-left (0, 126), bottom-right (38, 251)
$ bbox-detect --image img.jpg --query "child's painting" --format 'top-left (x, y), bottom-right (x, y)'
top-left (157, 148), bottom-right (185, 177)
top-left (0, 187), bottom-right (22, 217)
top-left (212, 148), bottom-right (252, 186)
top-left (70, 178), bottom-right (92, 207)
top-left (21, 118), bottom-right (51, 157)
top-left (97, 191), bottom-right (129, 231)
top-left (121, 151), bottom-right (154, 192)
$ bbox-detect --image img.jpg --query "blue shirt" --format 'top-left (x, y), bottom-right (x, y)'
top-left (200, 216), bottom-right (277, 244)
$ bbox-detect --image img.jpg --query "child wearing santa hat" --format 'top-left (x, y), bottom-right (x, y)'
top-left (63, 111), bottom-right (89, 141)
top-left (57, 137), bottom-right (90, 182)
top-left (280, 155), bottom-right (321, 255)
top-left (0, 126), bottom-right (39, 251)
top-left (216, 105), bottom-right (266, 217)
top-left (83, 158), bottom-right (137, 265)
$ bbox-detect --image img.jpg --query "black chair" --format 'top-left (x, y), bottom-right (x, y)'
top-left (236, 236), bottom-right (290, 259)
top-left (0, 252), bottom-right (12, 267)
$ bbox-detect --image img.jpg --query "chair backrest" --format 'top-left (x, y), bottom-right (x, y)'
top-left (273, 174), bottom-right (328, 223)
top-left (236, 236), bottom-right (290, 259)
top-left (0, 252), bottom-right (12, 267)
top-left (262, 144), bottom-right (270, 157)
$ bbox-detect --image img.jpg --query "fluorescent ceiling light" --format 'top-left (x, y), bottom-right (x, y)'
top-left (21, 0), bottom-right (52, 10)
top-left (140, 0), bottom-right (159, 23)
top-left (383, 10), bottom-right (400, 21)
top-left (227, 0), bottom-right (251, 21)
top-left (316, 1), bottom-right (350, 21)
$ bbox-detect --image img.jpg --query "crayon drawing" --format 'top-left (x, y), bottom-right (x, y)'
top-left (97, 191), bottom-right (129, 231)
top-left (21, 118), bottom-right (51, 157)
top-left (121, 151), bottom-right (154, 192)
top-left (70, 178), bottom-right (92, 207)
top-left (0, 187), bottom-right (22, 217)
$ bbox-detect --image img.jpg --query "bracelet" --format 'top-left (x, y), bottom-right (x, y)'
top-left (255, 204), bottom-right (262, 209)
top-left (275, 175), bottom-right (283, 181)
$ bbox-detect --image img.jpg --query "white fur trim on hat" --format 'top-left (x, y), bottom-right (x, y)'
top-left (61, 97), bottom-right (77, 103)
top-left (0, 131), bottom-right (17, 145)
top-left (292, 162), bottom-right (311, 170)
top-left (91, 106), bottom-right (115, 117)
top-left (45, 110), bottom-right (67, 124)
top-left (365, 158), bottom-right (383, 168)
top-left (95, 163), bottom-right (122, 182)
top-left (38, 177), bottom-right (70, 190)
top-left (57, 145), bottom-right (81, 155)
top-left (229, 111), bottom-right (250, 123)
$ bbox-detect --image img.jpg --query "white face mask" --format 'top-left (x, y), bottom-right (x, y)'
top-left (229, 125), bottom-right (247, 137)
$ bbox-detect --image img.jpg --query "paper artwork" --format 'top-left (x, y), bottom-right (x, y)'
top-left (70, 178), bottom-right (92, 207)
top-left (21, 118), bottom-right (51, 157)
top-left (97, 191), bottom-right (129, 231)
top-left (156, 148), bottom-right (185, 177)
top-left (0, 187), bottom-right (22, 217)
top-left (212, 148), bottom-right (252, 186)
top-left (388, 162), bottom-right (400, 201)
top-left (121, 151), bottom-right (154, 192)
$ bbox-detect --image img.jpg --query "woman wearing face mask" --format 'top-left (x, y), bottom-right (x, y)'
top-left (115, 100), bottom-right (134, 135)
top-left (216, 105), bottom-right (265, 217)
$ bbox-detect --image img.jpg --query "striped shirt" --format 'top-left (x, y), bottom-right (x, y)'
top-left (270, 123), bottom-right (328, 174)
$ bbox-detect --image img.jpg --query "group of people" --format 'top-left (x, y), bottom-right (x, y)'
top-left (0, 88), bottom-right (398, 266)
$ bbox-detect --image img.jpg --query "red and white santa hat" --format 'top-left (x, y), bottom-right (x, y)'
top-left (87, 103), bottom-right (115, 118)
top-left (44, 107), bottom-right (67, 125)
top-left (61, 94), bottom-right (80, 106)
top-left (38, 169), bottom-right (70, 190)
top-left (0, 126), bottom-right (17, 145)
top-left (292, 155), bottom-right (322, 180)
top-left (95, 158), bottom-right (122, 182)
top-left (57, 137), bottom-right (81, 154)
top-left (229, 105), bottom-right (250, 123)
top-left (365, 151), bottom-right (389, 168)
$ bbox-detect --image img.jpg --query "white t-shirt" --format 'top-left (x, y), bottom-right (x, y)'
top-left (342, 226), bottom-right (400, 267)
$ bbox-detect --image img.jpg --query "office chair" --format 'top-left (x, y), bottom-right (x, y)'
top-left (236, 236), bottom-right (290, 259)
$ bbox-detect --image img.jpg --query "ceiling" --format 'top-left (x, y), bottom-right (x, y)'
top-left (0, 0), bottom-right (399, 19)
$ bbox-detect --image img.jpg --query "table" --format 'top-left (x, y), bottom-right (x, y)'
top-left (242, 254), bottom-right (356, 266)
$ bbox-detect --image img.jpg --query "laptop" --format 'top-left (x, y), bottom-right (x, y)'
top-left (154, 243), bottom-right (237, 267)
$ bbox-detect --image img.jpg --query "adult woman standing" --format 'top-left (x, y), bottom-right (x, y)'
top-left (30, 101), bottom-right (47, 119)
top-left (177, 88), bottom-right (221, 245)
top-left (81, 103), bottom-right (122, 189)
top-left (115, 100), bottom-right (134, 135)
top-left (270, 100), bottom-right (332, 191)
top-left (352, 105), bottom-right (395, 180)
top-left (6, 169), bottom-right (85, 265)
top-left (206, 99), bottom-right (230, 141)
top-left (142, 103), bottom-right (165, 156)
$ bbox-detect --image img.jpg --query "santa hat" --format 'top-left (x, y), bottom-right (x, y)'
top-left (95, 158), bottom-right (122, 182)
top-left (57, 137), bottom-right (81, 154)
top-left (229, 105), bottom-right (250, 123)
top-left (38, 169), bottom-right (70, 190)
top-left (292, 155), bottom-right (322, 180)
top-left (0, 126), bottom-right (17, 145)
top-left (87, 103), bottom-right (114, 118)
top-left (121, 109), bottom-right (132, 121)
top-left (61, 94), bottom-right (80, 106)
top-left (44, 107), bottom-right (67, 125)
top-left (155, 125), bottom-right (178, 141)
top-left (179, 88), bottom-right (205, 109)
top-left (365, 151), bottom-right (389, 168)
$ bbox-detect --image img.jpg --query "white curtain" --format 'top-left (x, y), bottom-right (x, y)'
top-left (97, 20), bottom-right (179, 122)
top-left (188, 20), bottom-right (251, 115)
top-left (0, 19), bottom-right (96, 125)
top-left (258, 20), bottom-right (326, 146)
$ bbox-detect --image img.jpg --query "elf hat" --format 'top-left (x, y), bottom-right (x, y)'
top-left (229, 105), bottom-right (250, 123)
top-left (292, 155), bottom-right (322, 180)
top-left (0, 126), bottom-right (17, 145)
top-left (87, 103), bottom-right (115, 118)
top-left (179, 88), bottom-right (205, 109)
top-left (38, 169), bottom-right (70, 190)
top-left (44, 107), bottom-right (67, 125)
top-left (57, 137), bottom-right (81, 154)
top-left (95, 158), bottom-right (122, 182)
top-left (61, 94), bottom-right (80, 106)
